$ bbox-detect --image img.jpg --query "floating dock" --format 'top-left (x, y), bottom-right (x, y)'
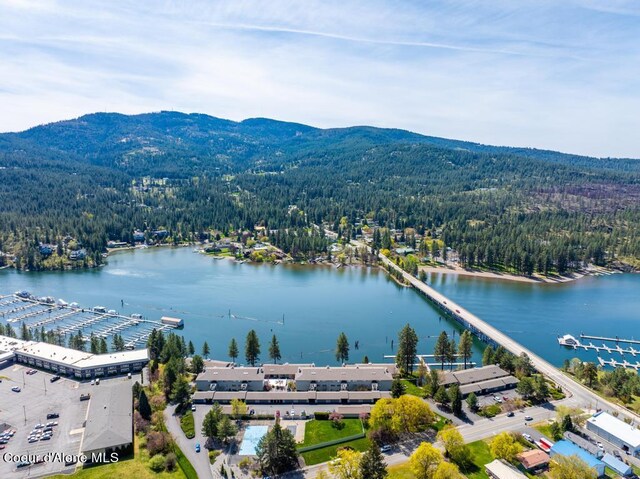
top-left (580, 334), bottom-right (640, 346)
top-left (0, 292), bottom-right (181, 348)
top-left (598, 357), bottom-right (640, 371)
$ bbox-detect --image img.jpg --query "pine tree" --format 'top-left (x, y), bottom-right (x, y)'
top-left (245, 330), bottom-right (261, 366)
top-left (391, 379), bottom-right (405, 398)
top-left (228, 338), bottom-right (238, 363)
top-left (434, 331), bottom-right (450, 370)
top-left (482, 345), bottom-right (495, 366)
top-left (458, 330), bottom-right (473, 369)
top-left (335, 332), bottom-right (350, 363)
top-left (449, 384), bottom-right (462, 416)
top-left (360, 443), bottom-right (388, 479)
top-left (256, 421), bottom-right (299, 476)
top-left (396, 323), bottom-right (419, 375)
top-left (138, 389), bottom-right (152, 420)
top-left (202, 341), bottom-right (210, 358)
top-left (188, 340), bottom-right (195, 356)
top-left (268, 335), bottom-right (281, 364)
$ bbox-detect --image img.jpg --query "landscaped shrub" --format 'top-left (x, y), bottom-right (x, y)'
top-left (165, 452), bottom-right (177, 471)
top-left (149, 453), bottom-right (166, 472)
top-left (314, 412), bottom-right (330, 420)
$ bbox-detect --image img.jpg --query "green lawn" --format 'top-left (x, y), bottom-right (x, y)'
top-left (299, 419), bottom-right (364, 447)
top-left (388, 462), bottom-right (415, 479)
top-left (432, 413), bottom-right (451, 432)
top-left (465, 440), bottom-right (494, 479)
top-left (179, 411), bottom-right (195, 439)
top-left (300, 437), bottom-right (370, 466)
top-left (400, 379), bottom-right (426, 397)
top-left (532, 422), bottom-right (554, 439)
top-left (49, 436), bottom-right (186, 479)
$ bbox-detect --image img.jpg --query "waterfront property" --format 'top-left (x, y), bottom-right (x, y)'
top-left (0, 334), bottom-right (149, 379)
top-left (440, 365), bottom-right (518, 397)
top-left (82, 381), bottom-right (134, 462)
top-left (193, 362), bottom-right (395, 405)
top-left (586, 411), bottom-right (640, 456)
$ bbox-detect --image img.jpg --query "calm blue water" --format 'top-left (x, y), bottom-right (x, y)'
top-left (427, 271), bottom-right (640, 366)
top-left (1, 247), bottom-right (638, 367)
top-left (0, 248), bottom-right (481, 366)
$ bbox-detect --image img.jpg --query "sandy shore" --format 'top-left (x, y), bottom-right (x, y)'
top-left (418, 264), bottom-right (616, 284)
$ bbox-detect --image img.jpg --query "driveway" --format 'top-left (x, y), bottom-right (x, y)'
top-left (164, 404), bottom-right (213, 479)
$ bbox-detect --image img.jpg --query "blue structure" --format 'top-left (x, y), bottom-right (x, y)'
top-left (602, 453), bottom-right (632, 477)
top-left (550, 440), bottom-right (605, 476)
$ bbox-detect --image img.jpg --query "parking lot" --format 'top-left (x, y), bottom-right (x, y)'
top-left (0, 362), bottom-right (134, 478)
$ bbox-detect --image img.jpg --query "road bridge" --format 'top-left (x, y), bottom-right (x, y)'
top-left (352, 240), bottom-right (639, 423)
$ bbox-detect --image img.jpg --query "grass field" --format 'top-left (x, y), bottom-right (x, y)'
top-left (298, 418), bottom-right (364, 447)
top-left (400, 379), bottom-right (426, 397)
top-left (49, 435), bottom-right (186, 479)
top-left (388, 462), bottom-right (415, 479)
top-left (300, 437), bottom-right (370, 465)
top-left (465, 440), bottom-right (493, 479)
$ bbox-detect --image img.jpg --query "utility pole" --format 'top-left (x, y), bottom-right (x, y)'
top-left (23, 405), bottom-right (26, 425)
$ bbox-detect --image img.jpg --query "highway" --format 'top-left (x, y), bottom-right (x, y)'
top-left (354, 240), bottom-right (639, 423)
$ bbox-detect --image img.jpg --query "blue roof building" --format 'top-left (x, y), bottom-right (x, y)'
top-left (550, 440), bottom-right (605, 477)
top-left (602, 453), bottom-right (632, 477)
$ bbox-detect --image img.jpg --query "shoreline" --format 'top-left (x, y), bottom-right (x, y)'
top-left (418, 263), bottom-right (619, 284)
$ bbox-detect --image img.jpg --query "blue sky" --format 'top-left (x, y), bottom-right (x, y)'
top-left (1, 0), bottom-right (639, 157)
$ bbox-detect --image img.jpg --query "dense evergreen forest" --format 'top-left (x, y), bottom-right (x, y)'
top-left (1, 111), bottom-right (639, 273)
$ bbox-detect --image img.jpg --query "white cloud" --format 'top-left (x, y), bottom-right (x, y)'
top-left (0, 0), bottom-right (638, 157)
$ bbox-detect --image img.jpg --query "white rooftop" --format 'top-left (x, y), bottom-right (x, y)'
top-left (587, 412), bottom-right (640, 448)
top-left (485, 459), bottom-right (528, 479)
top-left (0, 334), bottom-right (149, 370)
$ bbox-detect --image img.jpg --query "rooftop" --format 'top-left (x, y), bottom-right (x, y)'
top-left (517, 449), bottom-right (550, 469)
top-left (551, 440), bottom-right (604, 468)
top-left (82, 381), bottom-right (133, 452)
top-left (16, 338), bottom-right (149, 368)
top-left (485, 459), bottom-right (528, 479)
top-left (443, 365), bottom-right (510, 386)
top-left (296, 365), bottom-right (393, 382)
top-left (587, 411), bottom-right (640, 448)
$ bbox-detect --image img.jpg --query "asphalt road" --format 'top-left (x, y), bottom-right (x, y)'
top-left (164, 404), bottom-right (213, 479)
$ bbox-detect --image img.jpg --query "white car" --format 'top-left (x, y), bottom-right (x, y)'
top-left (522, 433), bottom-right (533, 442)
top-left (597, 442), bottom-right (604, 450)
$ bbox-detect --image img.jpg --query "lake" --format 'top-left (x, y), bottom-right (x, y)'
top-left (1, 247), bottom-right (638, 368)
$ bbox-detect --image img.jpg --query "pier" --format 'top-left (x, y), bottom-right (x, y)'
top-left (598, 357), bottom-right (640, 371)
top-left (580, 334), bottom-right (640, 346)
top-left (0, 292), bottom-right (181, 348)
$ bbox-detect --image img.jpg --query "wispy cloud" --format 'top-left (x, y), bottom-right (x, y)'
top-left (0, 0), bottom-right (638, 157)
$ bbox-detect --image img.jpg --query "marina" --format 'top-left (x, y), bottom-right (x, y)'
top-left (0, 292), bottom-right (178, 349)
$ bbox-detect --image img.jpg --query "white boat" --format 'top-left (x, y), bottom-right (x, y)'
top-left (558, 334), bottom-right (580, 348)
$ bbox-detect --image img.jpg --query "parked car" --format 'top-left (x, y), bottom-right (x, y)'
top-left (380, 445), bottom-right (392, 453)
top-left (524, 415), bottom-right (533, 421)
top-left (522, 433), bottom-right (533, 442)
top-left (46, 413), bottom-right (59, 419)
top-left (597, 442), bottom-right (605, 450)
top-left (50, 375), bottom-right (61, 383)
top-left (191, 404), bottom-right (196, 412)
top-left (507, 411), bottom-right (515, 417)
top-left (613, 450), bottom-right (622, 459)
top-left (11, 386), bottom-right (21, 392)
top-left (195, 443), bottom-right (201, 453)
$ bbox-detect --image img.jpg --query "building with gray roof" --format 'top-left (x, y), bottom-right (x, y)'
top-left (82, 381), bottom-right (133, 462)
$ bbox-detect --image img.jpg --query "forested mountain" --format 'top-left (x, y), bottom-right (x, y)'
top-left (1, 111), bottom-right (639, 273)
